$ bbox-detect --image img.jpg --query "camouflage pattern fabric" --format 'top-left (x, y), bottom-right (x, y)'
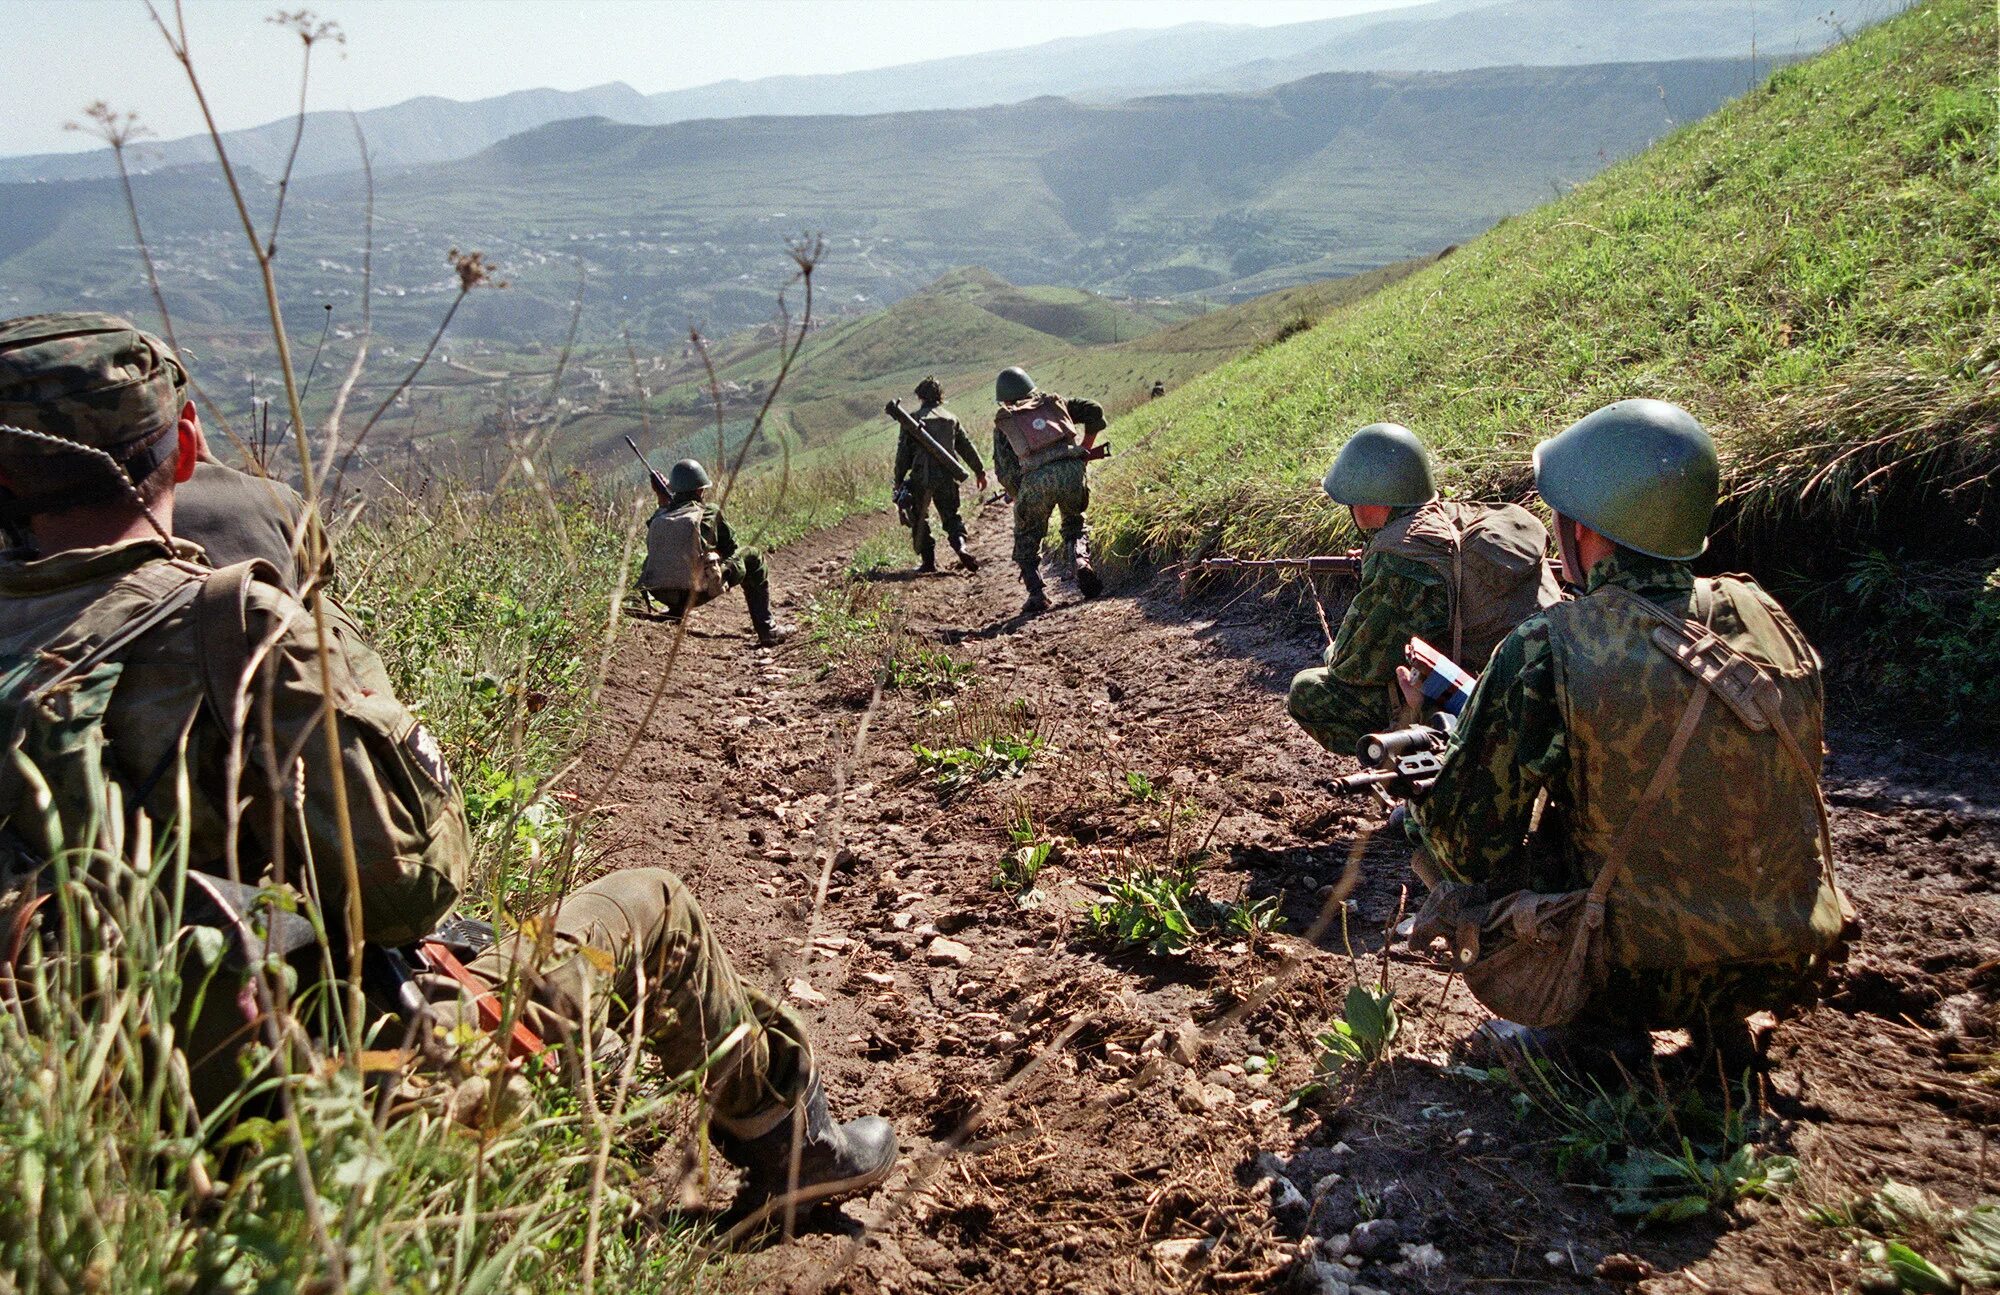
top-left (1286, 543), bottom-right (1450, 756)
top-left (1409, 549), bottom-right (1844, 1028)
top-left (0, 312), bottom-right (185, 455)
top-left (0, 537), bottom-right (466, 946)
top-left (1007, 456), bottom-right (1089, 569)
top-left (448, 866), bottom-right (813, 1137)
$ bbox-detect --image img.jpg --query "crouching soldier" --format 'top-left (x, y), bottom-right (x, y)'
top-left (641, 456), bottom-right (793, 647)
top-left (991, 366), bottom-right (1105, 615)
top-left (0, 312), bottom-right (893, 1211)
top-left (895, 376), bottom-right (987, 573)
top-left (1287, 422), bottom-right (1560, 757)
top-left (1407, 400), bottom-right (1851, 1066)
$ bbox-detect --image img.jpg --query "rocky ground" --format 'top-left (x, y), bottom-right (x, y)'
top-left (576, 500), bottom-right (1999, 1294)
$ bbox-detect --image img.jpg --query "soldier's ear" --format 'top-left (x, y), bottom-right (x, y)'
top-left (172, 417), bottom-right (200, 486)
top-left (180, 401), bottom-right (212, 464)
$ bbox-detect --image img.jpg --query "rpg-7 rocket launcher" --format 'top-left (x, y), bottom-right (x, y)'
top-left (885, 400), bottom-right (971, 483)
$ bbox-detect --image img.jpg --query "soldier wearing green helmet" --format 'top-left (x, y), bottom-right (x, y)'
top-left (1286, 422), bottom-right (1560, 756)
top-left (1407, 399), bottom-right (1850, 1066)
top-left (640, 454), bottom-right (793, 646)
top-left (990, 366), bottom-right (1107, 615)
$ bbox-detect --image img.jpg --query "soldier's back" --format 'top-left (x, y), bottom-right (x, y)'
top-left (175, 458), bottom-right (309, 591)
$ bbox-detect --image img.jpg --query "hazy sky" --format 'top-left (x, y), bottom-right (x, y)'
top-left (2, 0), bottom-right (1432, 157)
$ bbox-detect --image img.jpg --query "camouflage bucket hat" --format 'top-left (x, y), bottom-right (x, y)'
top-left (0, 312), bottom-right (186, 458)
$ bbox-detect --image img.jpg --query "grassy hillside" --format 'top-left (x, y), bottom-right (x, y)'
top-left (1092, 0), bottom-right (1996, 724)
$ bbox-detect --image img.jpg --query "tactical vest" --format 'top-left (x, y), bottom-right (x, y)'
top-left (1542, 576), bottom-right (1846, 972)
top-left (1368, 499), bottom-right (1561, 669)
top-left (640, 503), bottom-right (724, 602)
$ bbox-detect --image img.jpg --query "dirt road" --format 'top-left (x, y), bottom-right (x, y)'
top-left (577, 499), bottom-right (1998, 1294)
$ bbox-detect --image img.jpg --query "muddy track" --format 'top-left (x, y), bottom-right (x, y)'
top-left (576, 500), bottom-right (1999, 1295)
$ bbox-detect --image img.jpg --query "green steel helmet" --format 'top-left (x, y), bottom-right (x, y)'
top-left (995, 367), bottom-right (1034, 404)
top-left (667, 458), bottom-right (711, 493)
top-left (1532, 399), bottom-right (1719, 561)
top-left (1321, 422), bottom-right (1437, 507)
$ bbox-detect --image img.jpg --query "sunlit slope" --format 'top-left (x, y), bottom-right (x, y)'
top-left (1091, 0), bottom-right (1997, 574)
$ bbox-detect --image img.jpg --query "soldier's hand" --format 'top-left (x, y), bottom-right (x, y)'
top-left (976, 473), bottom-right (989, 492)
top-left (1395, 665), bottom-right (1423, 714)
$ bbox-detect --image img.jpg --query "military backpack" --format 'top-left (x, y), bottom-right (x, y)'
top-left (640, 502), bottom-right (725, 603)
top-left (996, 393), bottom-right (1080, 464)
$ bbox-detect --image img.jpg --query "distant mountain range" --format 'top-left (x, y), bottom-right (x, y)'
top-left (0, 56), bottom-right (1772, 358)
top-left (0, 0), bottom-right (1907, 183)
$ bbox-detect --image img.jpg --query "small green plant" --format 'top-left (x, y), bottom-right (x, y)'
top-left (1084, 860), bottom-right (1286, 955)
top-left (1123, 770), bottom-right (1162, 802)
top-left (911, 731), bottom-right (1044, 796)
top-left (1506, 1062), bottom-right (1796, 1225)
top-left (1813, 1180), bottom-right (2000, 1293)
top-left (883, 644), bottom-right (978, 695)
top-left (799, 580), bottom-right (892, 664)
top-left (1283, 981), bottom-right (1401, 1109)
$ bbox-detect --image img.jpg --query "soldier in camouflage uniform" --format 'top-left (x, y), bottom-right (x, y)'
top-left (894, 376), bottom-right (988, 573)
top-left (1407, 400), bottom-right (1848, 1059)
top-left (990, 366), bottom-right (1105, 616)
top-left (645, 457), bottom-right (794, 647)
top-left (0, 313), bottom-right (892, 1208)
top-left (1287, 423), bottom-right (1560, 756)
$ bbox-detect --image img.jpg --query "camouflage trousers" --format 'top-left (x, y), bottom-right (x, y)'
top-left (1011, 457), bottom-right (1089, 571)
top-left (906, 478), bottom-right (967, 558)
top-left (454, 867), bottom-right (812, 1138)
top-left (1286, 665), bottom-right (1396, 758)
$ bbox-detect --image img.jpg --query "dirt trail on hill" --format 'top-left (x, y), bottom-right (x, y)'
top-left (576, 501), bottom-right (1999, 1295)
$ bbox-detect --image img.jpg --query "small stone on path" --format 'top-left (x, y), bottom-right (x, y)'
top-left (926, 936), bottom-right (973, 966)
top-left (787, 978), bottom-right (828, 1006)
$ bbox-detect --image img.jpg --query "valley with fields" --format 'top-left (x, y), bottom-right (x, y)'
top-left (0, 1), bottom-right (1991, 1294)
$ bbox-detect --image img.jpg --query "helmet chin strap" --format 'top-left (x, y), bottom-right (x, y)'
top-left (1553, 515), bottom-right (1589, 596)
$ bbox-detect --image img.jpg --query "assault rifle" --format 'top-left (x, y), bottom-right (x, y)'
top-left (885, 400), bottom-right (971, 483)
top-left (1336, 713), bottom-right (1456, 812)
top-left (624, 436), bottom-right (673, 499)
top-left (1195, 551), bottom-right (1364, 579)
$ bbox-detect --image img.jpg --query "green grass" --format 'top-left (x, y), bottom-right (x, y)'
top-left (1090, 0), bottom-right (1997, 682)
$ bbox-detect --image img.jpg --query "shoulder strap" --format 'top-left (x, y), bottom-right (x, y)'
top-left (193, 559), bottom-right (285, 735)
top-left (1600, 583), bottom-right (1842, 900)
top-left (25, 573), bottom-right (206, 707)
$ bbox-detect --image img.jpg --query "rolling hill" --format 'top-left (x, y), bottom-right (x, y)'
top-left (0, 0), bottom-right (1905, 184)
top-left (1090, 0), bottom-right (1997, 721)
top-left (1, 54), bottom-right (1772, 370)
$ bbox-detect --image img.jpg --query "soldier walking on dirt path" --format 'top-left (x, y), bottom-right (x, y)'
top-left (1287, 422), bottom-right (1560, 756)
top-left (991, 365), bottom-right (1106, 616)
top-left (894, 376), bottom-right (987, 573)
top-left (0, 311), bottom-right (894, 1213)
top-left (640, 456), bottom-right (794, 647)
top-left (1405, 399), bottom-right (1853, 1071)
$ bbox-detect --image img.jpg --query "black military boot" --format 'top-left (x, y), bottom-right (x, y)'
top-left (745, 585), bottom-right (793, 647)
top-left (915, 537), bottom-right (938, 574)
top-left (1019, 564), bottom-right (1050, 616)
top-left (719, 1078), bottom-right (898, 1214)
top-left (1473, 1019), bottom-right (1653, 1077)
top-left (1072, 535), bottom-right (1102, 599)
top-left (949, 533), bottom-right (980, 572)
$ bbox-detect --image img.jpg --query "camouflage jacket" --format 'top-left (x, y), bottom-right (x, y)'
top-left (991, 394), bottom-right (1104, 495)
top-left (1409, 550), bottom-right (1843, 971)
top-left (1327, 507), bottom-right (1454, 690)
top-left (0, 538), bottom-right (466, 946)
top-left (894, 404), bottom-right (984, 488)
